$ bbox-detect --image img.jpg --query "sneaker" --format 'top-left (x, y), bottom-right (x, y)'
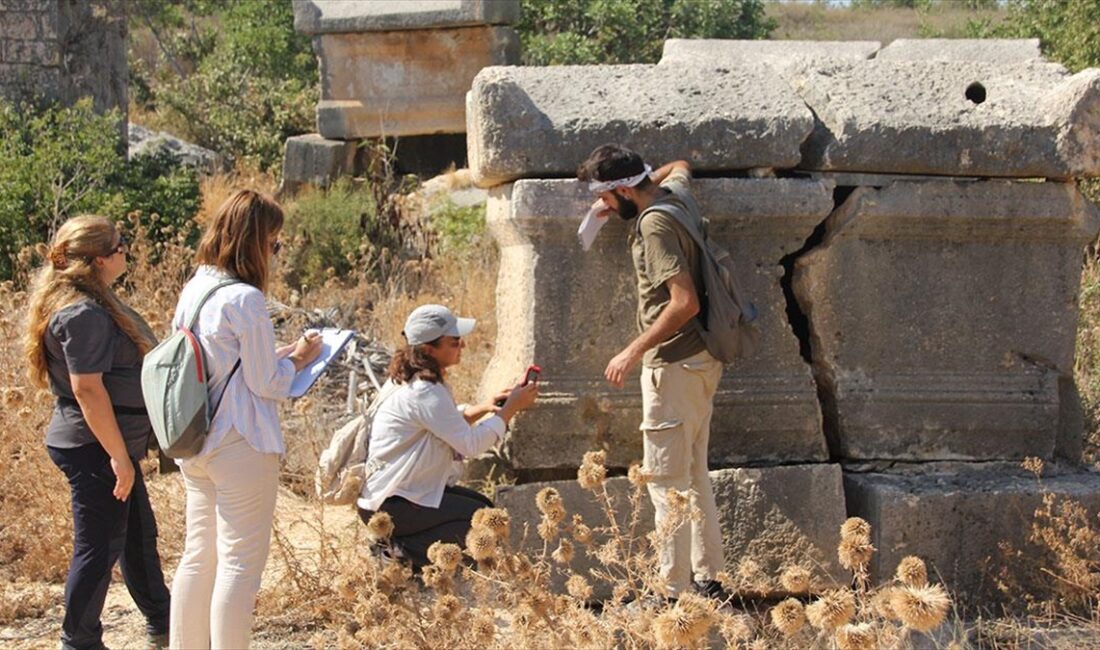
top-left (693, 579), bottom-right (732, 603)
top-left (370, 542), bottom-right (407, 566)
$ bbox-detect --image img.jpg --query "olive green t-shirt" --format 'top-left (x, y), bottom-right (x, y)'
top-left (628, 169), bottom-right (706, 367)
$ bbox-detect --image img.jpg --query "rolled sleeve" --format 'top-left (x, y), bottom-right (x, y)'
top-left (416, 384), bottom-right (504, 458)
top-left (54, 304), bottom-right (115, 374)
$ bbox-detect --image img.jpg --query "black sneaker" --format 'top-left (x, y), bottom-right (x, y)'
top-left (693, 579), bottom-right (732, 603)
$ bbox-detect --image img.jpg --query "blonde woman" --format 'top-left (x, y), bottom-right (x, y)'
top-left (25, 215), bottom-right (170, 650)
top-left (169, 190), bottom-right (321, 649)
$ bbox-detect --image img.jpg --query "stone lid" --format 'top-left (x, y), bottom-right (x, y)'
top-left (876, 38), bottom-right (1042, 63)
top-left (293, 0), bottom-right (519, 35)
top-left (660, 39), bottom-right (881, 69)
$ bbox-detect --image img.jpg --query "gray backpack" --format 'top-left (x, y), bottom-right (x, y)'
top-left (141, 280), bottom-right (242, 459)
top-left (639, 192), bottom-right (760, 364)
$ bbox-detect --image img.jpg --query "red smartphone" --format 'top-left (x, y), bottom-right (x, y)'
top-left (496, 365), bottom-right (541, 406)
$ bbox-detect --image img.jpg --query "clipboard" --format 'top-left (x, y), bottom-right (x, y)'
top-left (289, 328), bottom-right (356, 398)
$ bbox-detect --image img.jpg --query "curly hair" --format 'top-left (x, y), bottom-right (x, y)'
top-left (387, 340), bottom-right (444, 384)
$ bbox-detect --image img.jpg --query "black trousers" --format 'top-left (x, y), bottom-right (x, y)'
top-left (359, 485), bottom-right (493, 567)
top-left (48, 443), bottom-right (171, 650)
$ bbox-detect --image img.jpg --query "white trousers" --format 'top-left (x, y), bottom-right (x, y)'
top-left (170, 429), bottom-right (280, 649)
top-left (640, 349), bottom-right (725, 596)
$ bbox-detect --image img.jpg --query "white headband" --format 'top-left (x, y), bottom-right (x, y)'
top-left (588, 164), bottom-right (653, 193)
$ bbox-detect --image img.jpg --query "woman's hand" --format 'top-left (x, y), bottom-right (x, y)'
top-left (288, 331), bottom-right (323, 372)
top-left (462, 388), bottom-right (511, 423)
top-left (498, 382), bottom-right (539, 423)
top-left (110, 454), bottom-right (135, 501)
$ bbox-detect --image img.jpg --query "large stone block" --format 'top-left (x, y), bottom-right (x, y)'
top-left (281, 133), bottom-right (357, 188)
top-left (293, 0), bottom-right (519, 34)
top-left (789, 60), bottom-right (1100, 178)
top-left (495, 464), bottom-right (847, 599)
top-left (876, 38), bottom-right (1042, 63)
top-left (793, 180), bottom-right (1100, 461)
top-left (845, 464), bottom-right (1100, 604)
top-left (315, 26), bottom-right (518, 139)
top-left (659, 38), bottom-right (880, 69)
top-left (466, 65), bottom-right (815, 187)
top-left (481, 178), bottom-right (831, 471)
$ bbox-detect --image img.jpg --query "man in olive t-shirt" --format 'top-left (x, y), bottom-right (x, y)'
top-left (577, 144), bottom-right (728, 602)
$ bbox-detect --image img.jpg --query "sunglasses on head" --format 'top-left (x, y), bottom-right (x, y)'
top-left (108, 234), bottom-right (127, 256)
top-left (272, 239), bottom-right (283, 255)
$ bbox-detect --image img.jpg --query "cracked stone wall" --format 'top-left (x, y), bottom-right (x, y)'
top-left (469, 39), bottom-right (1100, 603)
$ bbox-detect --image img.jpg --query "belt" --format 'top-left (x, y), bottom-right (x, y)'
top-left (57, 396), bottom-right (148, 416)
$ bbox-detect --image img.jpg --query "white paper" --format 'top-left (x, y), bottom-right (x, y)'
top-left (578, 199), bottom-right (610, 251)
top-left (289, 328), bottom-right (356, 398)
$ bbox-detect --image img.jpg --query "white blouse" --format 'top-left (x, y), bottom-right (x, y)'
top-left (172, 265), bottom-right (296, 457)
top-left (357, 379), bottom-right (505, 511)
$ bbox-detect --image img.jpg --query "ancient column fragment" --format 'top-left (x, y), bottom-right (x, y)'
top-left (876, 38), bottom-right (1042, 63)
top-left (659, 38), bottom-right (881, 69)
top-left (845, 464), bottom-right (1100, 603)
top-left (794, 180), bottom-right (1100, 461)
top-left (495, 464), bottom-right (847, 599)
top-left (481, 178), bottom-right (832, 471)
top-left (466, 64), bottom-right (815, 187)
top-left (281, 134), bottom-right (358, 189)
top-left (790, 60), bottom-right (1100, 178)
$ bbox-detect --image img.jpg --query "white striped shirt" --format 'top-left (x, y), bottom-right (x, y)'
top-left (172, 265), bottom-right (296, 457)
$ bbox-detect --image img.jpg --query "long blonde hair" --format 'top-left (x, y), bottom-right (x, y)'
top-left (24, 215), bottom-right (155, 389)
top-left (196, 189), bottom-right (284, 291)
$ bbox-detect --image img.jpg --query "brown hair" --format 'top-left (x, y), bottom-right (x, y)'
top-left (24, 215), bottom-right (156, 389)
top-left (196, 189), bottom-right (284, 291)
top-left (576, 143), bottom-right (654, 189)
top-left (387, 340), bottom-right (444, 385)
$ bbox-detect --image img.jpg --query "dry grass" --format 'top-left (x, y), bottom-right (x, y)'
top-left (766, 1), bottom-right (1005, 43)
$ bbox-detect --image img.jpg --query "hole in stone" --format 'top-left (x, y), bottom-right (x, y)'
top-left (965, 82), bottom-right (986, 104)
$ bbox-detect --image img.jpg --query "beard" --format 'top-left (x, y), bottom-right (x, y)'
top-left (612, 194), bottom-right (639, 221)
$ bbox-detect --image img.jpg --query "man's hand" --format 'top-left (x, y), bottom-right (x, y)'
top-left (605, 346), bottom-right (642, 389)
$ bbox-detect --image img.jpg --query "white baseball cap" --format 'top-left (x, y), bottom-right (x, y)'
top-left (402, 304), bottom-right (476, 346)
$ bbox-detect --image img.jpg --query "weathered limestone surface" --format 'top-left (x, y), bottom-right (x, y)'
top-left (845, 464), bottom-right (1100, 602)
top-left (315, 26), bottom-right (518, 139)
top-left (0, 0), bottom-right (127, 116)
top-left (790, 60), bottom-right (1100, 178)
top-left (129, 124), bottom-right (223, 173)
top-left (482, 178), bottom-right (831, 470)
top-left (793, 180), bottom-right (1100, 461)
top-left (495, 464), bottom-right (847, 599)
top-left (281, 133), bottom-right (357, 188)
top-left (660, 38), bottom-right (880, 69)
top-left (293, 0), bottom-right (518, 34)
top-left (466, 65), bottom-right (815, 187)
top-left (876, 38), bottom-right (1042, 63)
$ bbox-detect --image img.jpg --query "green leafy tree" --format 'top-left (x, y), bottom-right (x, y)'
top-left (977, 0), bottom-right (1100, 72)
top-left (517, 0), bottom-right (776, 65)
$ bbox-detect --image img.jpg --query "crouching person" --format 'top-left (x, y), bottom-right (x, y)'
top-left (357, 304), bottom-right (538, 567)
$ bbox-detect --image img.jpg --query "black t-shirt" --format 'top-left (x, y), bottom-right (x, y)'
top-left (44, 300), bottom-right (152, 458)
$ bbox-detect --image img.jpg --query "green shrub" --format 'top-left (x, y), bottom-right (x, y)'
top-left (517, 0), bottom-right (776, 65)
top-left (970, 0), bottom-right (1100, 72)
top-left (430, 200), bottom-right (487, 254)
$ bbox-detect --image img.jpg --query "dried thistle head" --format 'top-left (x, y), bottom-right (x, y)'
top-left (835, 622), bottom-right (877, 650)
top-left (806, 588), bottom-right (856, 631)
top-left (470, 611), bottom-right (496, 644)
top-left (627, 462), bottom-right (649, 487)
top-left (769, 598), bottom-right (806, 637)
top-left (666, 488), bottom-right (691, 518)
top-left (577, 450), bottom-right (608, 490)
top-left (718, 613), bottom-right (755, 646)
top-left (747, 639), bottom-right (769, 650)
top-left (552, 538), bottom-right (575, 564)
top-left (420, 564), bottom-right (452, 593)
top-left (595, 538), bottom-right (620, 566)
top-left (779, 565), bottom-right (812, 594)
top-left (889, 584), bottom-right (951, 633)
top-left (895, 556), bottom-right (928, 588)
top-left (465, 526), bottom-right (498, 562)
top-left (471, 507), bottom-right (511, 541)
top-left (652, 593), bottom-right (717, 650)
top-left (871, 586), bottom-right (899, 620)
top-left (427, 541), bottom-right (463, 573)
top-left (838, 537), bottom-right (875, 571)
top-left (537, 517), bottom-right (559, 542)
top-left (536, 487), bottom-right (566, 524)
top-left (365, 512), bottom-right (394, 543)
top-left (570, 514), bottom-right (593, 545)
top-left (566, 574), bottom-right (593, 601)
top-left (840, 517), bottom-right (872, 544)
top-left (432, 593), bottom-right (462, 620)
top-left (1021, 456), bottom-right (1044, 478)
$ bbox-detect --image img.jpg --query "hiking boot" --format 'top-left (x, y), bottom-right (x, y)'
top-left (693, 579), bottom-right (732, 604)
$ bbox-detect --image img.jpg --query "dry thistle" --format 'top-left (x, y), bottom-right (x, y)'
top-left (871, 586), bottom-right (899, 620)
top-left (427, 541), bottom-right (462, 573)
top-left (769, 597), bottom-right (806, 637)
top-left (566, 574), bottom-right (594, 601)
top-left (1021, 455), bottom-right (1045, 478)
top-left (895, 556), bottom-right (928, 587)
top-left (365, 512), bottom-right (394, 543)
top-left (838, 536), bottom-right (875, 571)
top-left (779, 565), bottom-right (812, 594)
top-left (595, 538), bottom-right (620, 566)
top-left (471, 507), bottom-right (511, 541)
top-left (627, 462), bottom-right (649, 487)
top-left (835, 622), bottom-right (877, 650)
top-left (432, 593), bottom-right (462, 620)
top-left (577, 450), bottom-right (608, 490)
top-left (889, 584), bottom-right (951, 633)
top-left (535, 487), bottom-right (566, 524)
top-left (570, 514), bottom-right (593, 545)
top-left (718, 613), bottom-right (755, 646)
top-left (805, 588), bottom-right (856, 631)
top-left (471, 611), bottom-right (496, 645)
top-left (537, 517), bottom-right (559, 542)
top-left (552, 538), bottom-right (575, 564)
top-left (420, 564), bottom-right (452, 593)
top-left (652, 593), bottom-right (717, 650)
top-left (465, 526), bottom-right (498, 562)
top-left (840, 517), bottom-right (872, 544)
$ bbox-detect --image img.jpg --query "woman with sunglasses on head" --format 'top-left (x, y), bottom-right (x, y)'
top-left (168, 190), bottom-right (321, 649)
top-left (357, 304), bottom-right (539, 568)
top-left (24, 216), bottom-right (171, 650)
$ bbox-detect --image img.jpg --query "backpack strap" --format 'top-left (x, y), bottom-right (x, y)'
top-left (185, 278), bottom-right (244, 419)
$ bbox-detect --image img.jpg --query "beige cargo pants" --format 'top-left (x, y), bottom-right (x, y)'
top-left (640, 349), bottom-right (725, 597)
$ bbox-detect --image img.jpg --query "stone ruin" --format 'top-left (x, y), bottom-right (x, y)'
top-left (284, 0), bottom-right (520, 187)
top-left (468, 39), bottom-right (1100, 604)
